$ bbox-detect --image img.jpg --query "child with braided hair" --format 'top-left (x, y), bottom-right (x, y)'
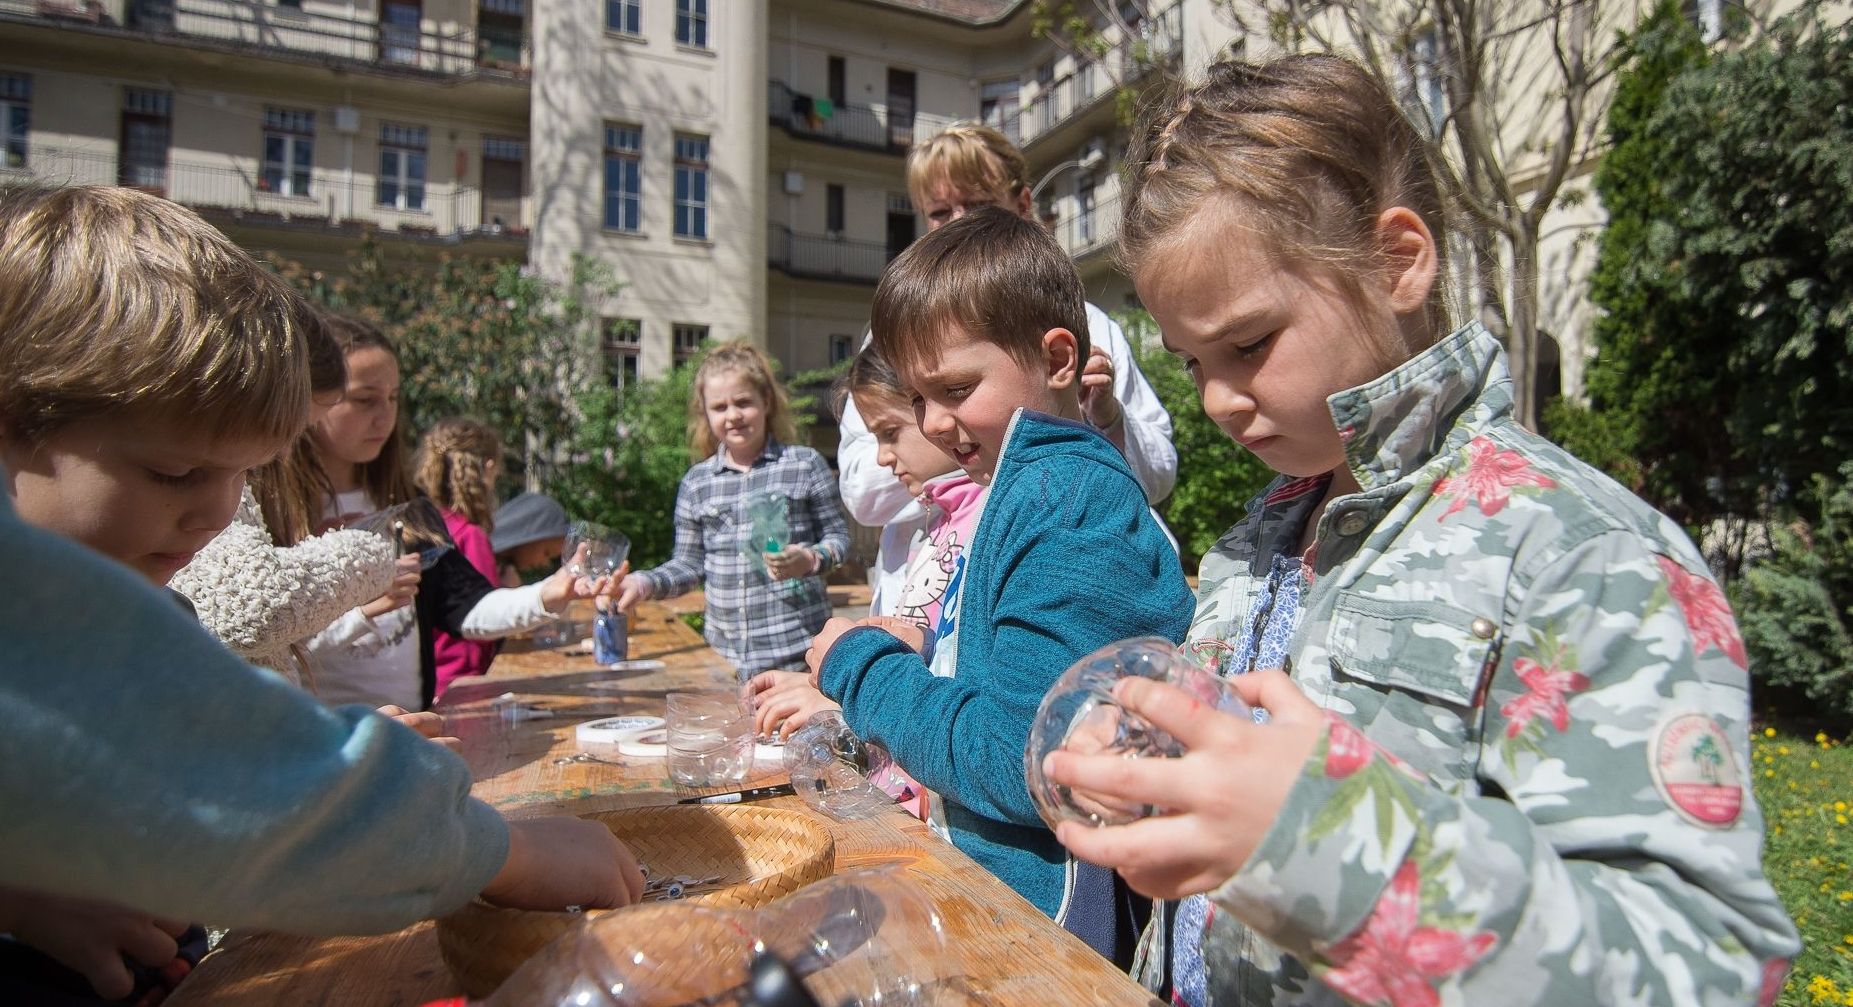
top-left (412, 418), bottom-right (505, 696)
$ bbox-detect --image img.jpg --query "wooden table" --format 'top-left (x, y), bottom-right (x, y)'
top-left (168, 602), bottom-right (1158, 1005)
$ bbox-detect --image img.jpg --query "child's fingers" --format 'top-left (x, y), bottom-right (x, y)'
top-left (1040, 744), bottom-right (1201, 815)
top-left (1228, 668), bottom-right (1321, 722)
top-left (1053, 818), bottom-right (1226, 900)
top-left (1109, 677), bottom-right (1248, 751)
top-left (117, 919), bottom-right (181, 968)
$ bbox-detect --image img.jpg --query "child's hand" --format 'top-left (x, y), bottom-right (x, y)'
top-left (764, 544), bottom-right (818, 581)
top-left (540, 557), bottom-right (630, 612)
top-left (1043, 669), bottom-right (1326, 900)
top-left (377, 705), bottom-right (460, 753)
top-left (0, 887), bottom-right (189, 1000)
top-left (613, 573), bottom-right (649, 614)
top-left (854, 616), bottom-right (928, 654)
top-left (480, 817), bottom-right (645, 912)
top-left (741, 669), bottom-right (811, 706)
top-left (803, 616), bottom-right (862, 688)
top-left (360, 554), bottom-right (422, 619)
top-left (1079, 344), bottom-right (1122, 432)
top-left (745, 675), bottom-right (842, 739)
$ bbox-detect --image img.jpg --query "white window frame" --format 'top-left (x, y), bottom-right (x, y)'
top-left (606, 0), bottom-right (640, 35)
top-left (675, 0), bottom-right (707, 48)
top-left (1, 73), bottom-right (29, 170)
top-left (673, 323), bottom-right (709, 364)
top-left (673, 133), bottom-right (709, 240)
top-left (377, 123), bottom-right (428, 212)
top-left (603, 123), bottom-right (642, 232)
top-left (261, 107), bottom-right (315, 197)
top-left (603, 318), bottom-right (643, 388)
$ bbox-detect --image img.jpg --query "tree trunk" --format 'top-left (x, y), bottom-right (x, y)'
top-left (1508, 223), bottom-right (1541, 431)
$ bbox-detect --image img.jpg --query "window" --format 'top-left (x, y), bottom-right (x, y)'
top-left (672, 133), bottom-right (708, 239)
top-left (825, 183), bottom-right (844, 237)
top-left (979, 78), bottom-right (1019, 133)
top-left (380, 0), bottom-right (421, 65)
top-left (377, 123), bottom-right (427, 211)
top-left (830, 334), bottom-right (853, 365)
top-left (603, 123), bottom-right (641, 231)
top-left (675, 0), bottom-right (707, 48)
top-left (827, 55), bottom-right (846, 108)
top-left (119, 88), bottom-right (171, 191)
top-left (261, 107), bottom-right (314, 197)
top-left (478, 0), bottom-right (524, 64)
top-left (603, 318), bottom-right (642, 387)
top-left (1077, 56), bottom-right (1095, 102)
top-left (1077, 175), bottom-right (1096, 245)
top-left (606, 0), bottom-right (639, 35)
top-left (1036, 61), bottom-right (1057, 130)
top-left (1, 73), bottom-right (29, 169)
top-left (673, 323), bottom-right (708, 364)
top-left (482, 136), bottom-right (524, 230)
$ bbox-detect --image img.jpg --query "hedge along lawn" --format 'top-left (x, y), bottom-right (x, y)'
top-left (1753, 723), bottom-right (1852, 1006)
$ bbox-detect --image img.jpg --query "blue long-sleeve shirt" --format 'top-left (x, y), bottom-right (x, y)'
top-left (0, 481), bottom-right (507, 934)
top-left (819, 410), bottom-right (1192, 927)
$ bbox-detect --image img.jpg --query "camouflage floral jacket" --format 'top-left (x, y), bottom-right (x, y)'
top-left (1178, 324), bottom-right (1800, 1006)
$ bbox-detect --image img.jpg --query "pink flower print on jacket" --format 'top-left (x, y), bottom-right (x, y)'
top-left (1501, 655), bottom-right (1592, 739)
top-left (1324, 711), bottom-right (1375, 780)
top-left (1434, 436), bottom-right (1556, 521)
top-left (1655, 554), bottom-right (1749, 669)
top-left (1321, 860), bottom-right (1497, 1007)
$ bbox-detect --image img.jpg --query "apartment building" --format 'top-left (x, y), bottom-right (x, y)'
top-left (5, 0), bottom-right (1814, 403)
top-left (0, 0), bottom-right (532, 270)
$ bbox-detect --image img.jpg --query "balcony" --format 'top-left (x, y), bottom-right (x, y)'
top-left (767, 80), bottom-right (959, 155)
top-left (6, 145), bottom-right (525, 247)
top-left (767, 223), bottom-right (890, 285)
top-left (0, 0), bottom-right (529, 79)
top-left (1049, 190), bottom-right (1119, 261)
top-left (1002, 2), bottom-right (1182, 150)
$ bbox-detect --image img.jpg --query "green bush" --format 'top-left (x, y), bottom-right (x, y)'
top-left (546, 363), bottom-right (696, 570)
top-left (1123, 311), bottom-right (1274, 569)
top-left (1732, 463), bottom-right (1853, 723)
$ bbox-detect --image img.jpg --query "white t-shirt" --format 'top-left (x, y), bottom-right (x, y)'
top-left (302, 489), bottom-right (422, 710)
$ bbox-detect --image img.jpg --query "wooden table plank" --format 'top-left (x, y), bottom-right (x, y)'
top-left (168, 602), bottom-right (1157, 1006)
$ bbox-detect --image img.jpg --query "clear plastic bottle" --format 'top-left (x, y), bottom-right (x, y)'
top-left (782, 712), bottom-right (896, 821)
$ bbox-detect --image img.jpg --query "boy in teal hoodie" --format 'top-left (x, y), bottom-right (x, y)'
top-left (807, 207), bottom-right (1193, 966)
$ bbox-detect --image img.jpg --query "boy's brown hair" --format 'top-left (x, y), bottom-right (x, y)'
top-left (870, 205), bottom-right (1089, 378)
top-left (0, 185), bottom-right (312, 445)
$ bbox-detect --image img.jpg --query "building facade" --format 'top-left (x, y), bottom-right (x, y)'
top-left (5, 0), bottom-right (1824, 402)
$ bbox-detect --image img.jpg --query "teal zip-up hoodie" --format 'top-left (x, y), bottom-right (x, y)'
top-left (819, 409), bottom-right (1192, 955)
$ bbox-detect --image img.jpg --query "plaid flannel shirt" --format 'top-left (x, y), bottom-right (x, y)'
top-left (638, 440), bottom-right (850, 677)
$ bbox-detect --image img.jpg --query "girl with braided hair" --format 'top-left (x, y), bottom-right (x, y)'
top-left (1041, 54), bottom-right (1798, 1005)
top-left (412, 417), bottom-right (505, 696)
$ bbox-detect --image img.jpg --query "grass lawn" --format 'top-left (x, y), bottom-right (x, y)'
top-left (1754, 721), bottom-right (1852, 1006)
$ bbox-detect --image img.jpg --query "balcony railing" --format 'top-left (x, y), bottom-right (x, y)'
top-left (5, 145), bottom-right (524, 244)
top-left (767, 223), bottom-right (890, 285)
top-left (1050, 190), bottom-right (1120, 260)
top-left (767, 80), bottom-right (959, 154)
top-left (1003, 2), bottom-right (1183, 148)
top-left (0, 0), bottom-right (528, 78)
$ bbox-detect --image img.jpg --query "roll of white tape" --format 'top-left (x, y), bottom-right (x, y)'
top-left (577, 716), bottom-right (666, 759)
top-left (615, 726), bottom-right (671, 758)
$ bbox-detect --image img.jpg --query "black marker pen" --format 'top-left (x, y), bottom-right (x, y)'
top-left (677, 783), bottom-right (798, 805)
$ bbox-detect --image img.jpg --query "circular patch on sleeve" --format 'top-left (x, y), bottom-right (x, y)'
top-left (1650, 713), bottom-right (1744, 828)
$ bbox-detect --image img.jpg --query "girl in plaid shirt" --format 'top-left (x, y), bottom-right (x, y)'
top-left (616, 343), bottom-right (850, 680)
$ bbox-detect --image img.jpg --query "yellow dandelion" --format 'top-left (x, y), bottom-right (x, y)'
top-left (1820, 732), bottom-right (1831, 743)
top-left (1814, 761), bottom-right (1823, 769)
top-left (1838, 801), bottom-right (1848, 812)
top-left (1766, 769), bottom-right (1776, 778)
top-left (1767, 727), bottom-right (1779, 737)
top-left (1780, 746), bottom-right (1791, 755)
top-left (1840, 891), bottom-right (1853, 901)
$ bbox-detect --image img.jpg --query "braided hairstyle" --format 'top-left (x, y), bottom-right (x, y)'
top-left (1121, 55), bottom-right (1454, 359)
top-left (412, 417), bottom-right (503, 531)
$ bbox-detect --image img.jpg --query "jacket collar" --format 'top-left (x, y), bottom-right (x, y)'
top-left (920, 471), bottom-right (984, 515)
top-left (1327, 322), bottom-right (1510, 493)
